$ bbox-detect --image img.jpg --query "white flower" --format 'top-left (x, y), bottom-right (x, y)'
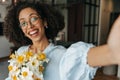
top-left (9, 65), bottom-right (20, 76)
top-left (27, 56), bottom-right (39, 71)
top-left (19, 67), bottom-right (33, 80)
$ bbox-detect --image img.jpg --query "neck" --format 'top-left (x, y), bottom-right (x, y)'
top-left (31, 37), bottom-right (49, 53)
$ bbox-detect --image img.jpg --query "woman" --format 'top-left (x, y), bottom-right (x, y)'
top-left (4, 1), bottom-right (120, 80)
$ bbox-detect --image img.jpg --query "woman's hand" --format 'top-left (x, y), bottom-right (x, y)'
top-left (107, 15), bottom-right (120, 64)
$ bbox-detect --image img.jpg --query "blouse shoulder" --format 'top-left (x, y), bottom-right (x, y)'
top-left (16, 45), bottom-right (29, 54)
top-left (59, 41), bottom-right (98, 80)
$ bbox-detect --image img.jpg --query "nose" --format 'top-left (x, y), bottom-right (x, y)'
top-left (27, 21), bottom-right (34, 28)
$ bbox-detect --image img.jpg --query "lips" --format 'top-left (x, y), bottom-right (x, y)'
top-left (28, 29), bottom-right (39, 37)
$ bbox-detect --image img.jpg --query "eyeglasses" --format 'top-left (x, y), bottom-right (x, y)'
top-left (19, 15), bottom-right (40, 28)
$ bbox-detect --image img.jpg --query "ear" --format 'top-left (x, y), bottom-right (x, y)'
top-left (44, 21), bottom-right (47, 27)
top-left (43, 18), bottom-right (47, 27)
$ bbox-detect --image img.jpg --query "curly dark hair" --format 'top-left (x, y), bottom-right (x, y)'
top-left (3, 1), bottom-right (65, 47)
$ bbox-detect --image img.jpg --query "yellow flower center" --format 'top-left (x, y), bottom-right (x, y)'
top-left (12, 75), bottom-right (17, 80)
top-left (38, 53), bottom-right (46, 60)
top-left (35, 78), bottom-right (41, 80)
top-left (22, 71), bottom-right (28, 77)
top-left (8, 66), bottom-right (13, 71)
top-left (32, 62), bottom-right (36, 66)
top-left (26, 51), bottom-right (33, 59)
top-left (39, 66), bottom-right (44, 72)
top-left (17, 55), bottom-right (24, 63)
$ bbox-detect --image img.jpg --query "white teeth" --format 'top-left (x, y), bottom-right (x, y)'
top-left (29, 30), bottom-right (37, 35)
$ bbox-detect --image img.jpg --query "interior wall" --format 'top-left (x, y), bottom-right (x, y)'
top-left (0, 36), bottom-right (13, 58)
top-left (0, 5), bottom-right (7, 22)
top-left (98, 0), bottom-right (113, 45)
top-left (0, 0), bottom-right (13, 58)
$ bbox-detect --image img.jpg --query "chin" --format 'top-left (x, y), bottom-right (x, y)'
top-left (32, 37), bottom-right (41, 42)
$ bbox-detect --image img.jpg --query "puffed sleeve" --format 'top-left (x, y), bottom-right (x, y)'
top-left (59, 42), bottom-right (98, 80)
top-left (16, 46), bottom-right (29, 54)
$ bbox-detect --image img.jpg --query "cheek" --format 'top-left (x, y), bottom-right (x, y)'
top-left (37, 20), bottom-right (45, 29)
top-left (22, 29), bottom-right (27, 35)
top-left (37, 24), bottom-right (45, 31)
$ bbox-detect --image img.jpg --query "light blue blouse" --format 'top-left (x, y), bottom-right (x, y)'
top-left (5, 41), bottom-right (98, 80)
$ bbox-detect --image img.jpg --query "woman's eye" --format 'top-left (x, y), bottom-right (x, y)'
top-left (31, 17), bottom-right (39, 22)
top-left (20, 22), bottom-right (27, 27)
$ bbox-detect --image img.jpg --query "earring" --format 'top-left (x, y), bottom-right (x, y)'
top-left (45, 26), bottom-right (48, 29)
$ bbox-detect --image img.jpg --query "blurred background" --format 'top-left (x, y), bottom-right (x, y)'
top-left (0, 0), bottom-right (120, 80)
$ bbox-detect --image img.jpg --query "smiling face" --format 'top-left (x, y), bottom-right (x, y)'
top-left (19, 7), bottom-right (47, 43)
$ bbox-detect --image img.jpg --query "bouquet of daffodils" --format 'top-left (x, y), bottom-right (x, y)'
top-left (8, 51), bottom-right (49, 80)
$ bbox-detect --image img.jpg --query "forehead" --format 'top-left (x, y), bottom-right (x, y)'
top-left (19, 7), bottom-right (38, 19)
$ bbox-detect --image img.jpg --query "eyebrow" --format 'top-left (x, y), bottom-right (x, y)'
top-left (29, 13), bottom-right (39, 16)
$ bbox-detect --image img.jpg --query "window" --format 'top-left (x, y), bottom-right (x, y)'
top-left (83, 0), bottom-right (100, 45)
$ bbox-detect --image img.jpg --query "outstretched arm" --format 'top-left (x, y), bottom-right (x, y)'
top-left (87, 15), bottom-right (120, 67)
